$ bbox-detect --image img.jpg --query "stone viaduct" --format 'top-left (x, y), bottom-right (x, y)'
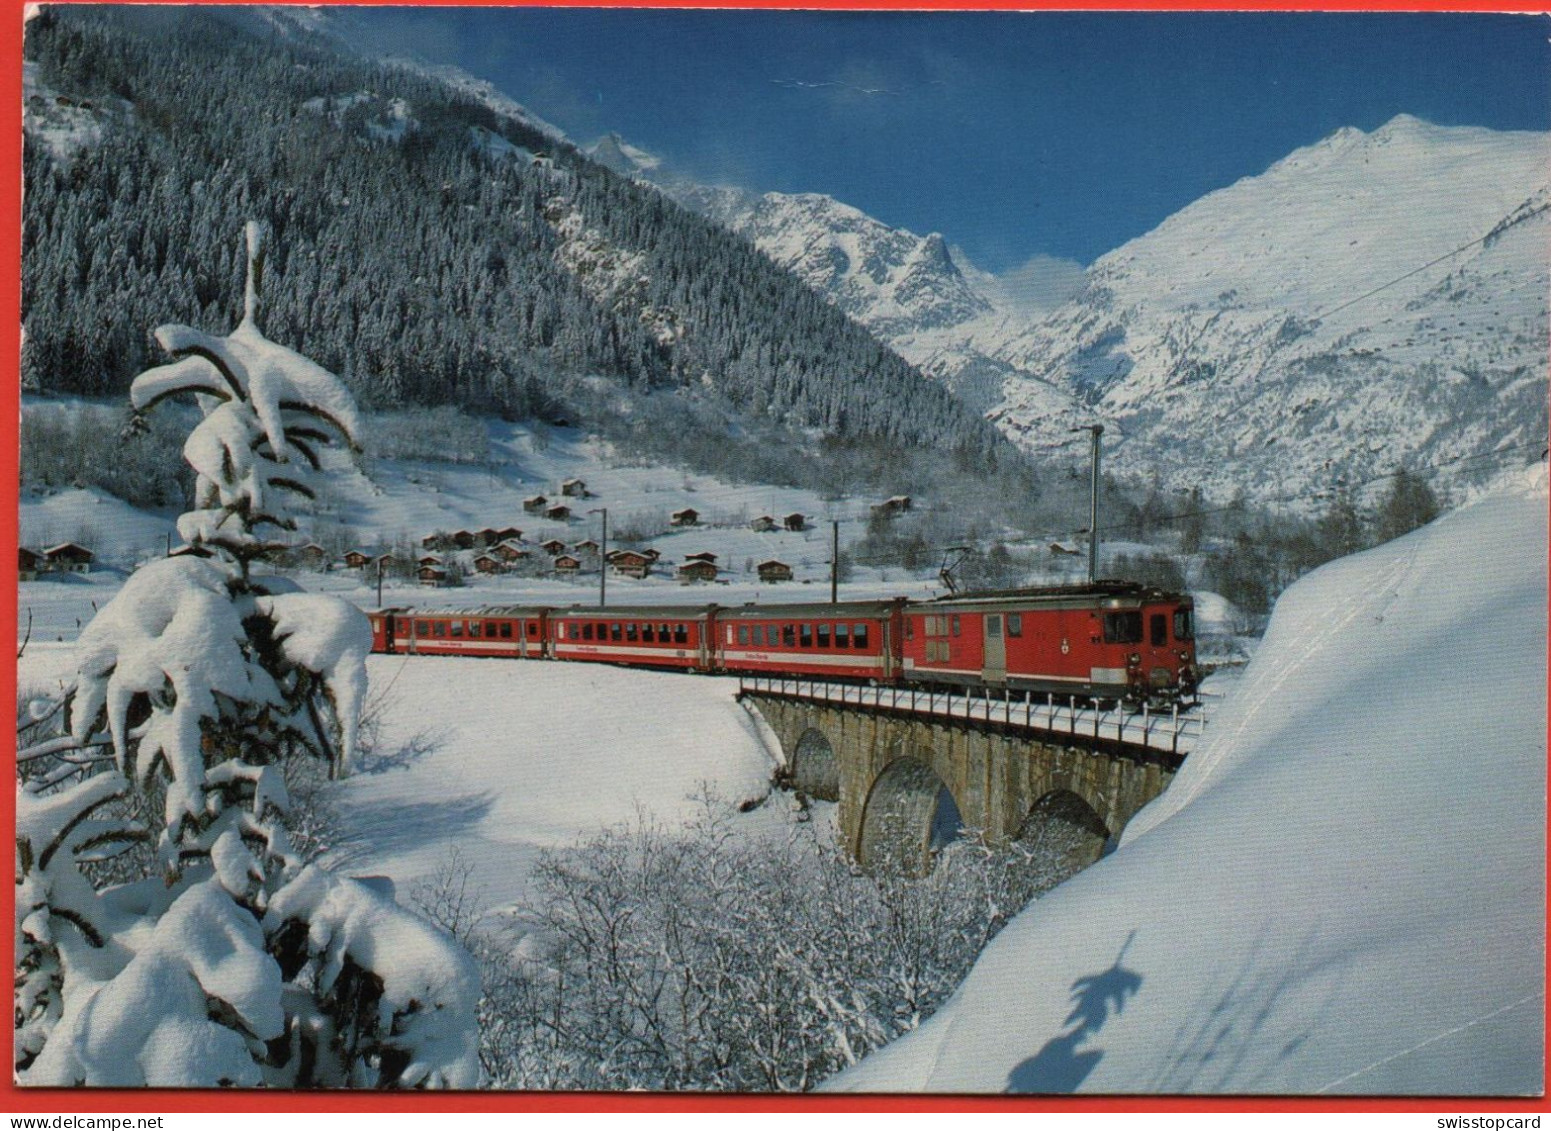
top-left (741, 686), bottom-right (1187, 873)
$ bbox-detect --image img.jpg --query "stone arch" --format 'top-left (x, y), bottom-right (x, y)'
top-left (1016, 789), bottom-right (1111, 884)
top-left (790, 727), bottom-right (840, 801)
top-left (857, 756), bottom-right (965, 875)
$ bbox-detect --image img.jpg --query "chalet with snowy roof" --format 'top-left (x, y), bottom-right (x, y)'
top-left (545, 504), bottom-right (572, 521)
top-left (561, 478), bottom-right (588, 498)
top-left (342, 550), bottom-right (372, 569)
top-left (573, 539), bottom-right (601, 555)
top-left (750, 515), bottom-right (777, 532)
top-left (473, 553), bottom-right (504, 575)
top-left (684, 551), bottom-right (718, 565)
top-left (417, 553), bottom-right (443, 569)
top-left (643, 548), bottom-right (662, 562)
top-left (871, 495), bottom-right (912, 517)
top-left (677, 560), bottom-right (718, 584)
top-left (522, 495), bottom-right (548, 515)
top-left (553, 554), bottom-right (582, 574)
top-left (496, 527), bottom-right (522, 542)
top-left (43, 543), bottom-right (93, 574)
top-left (375, 552), bottom-right (401, 570)
top-left (477, 528), bottom-right (500, 546)
top-left (421, 533), bottom-right (446, 550)
top-left (451, 530), bottom-right (477, 550)
top-left (540, 538), bottom-right (567, 556)
top-left (783, 513), bottom-right (807, 532)
top-left (670, 508), bottom-right (700, 527)
top-left (293, 543), bottom-right (329, 567)
top-left (757, 559), bottom-right (793, 583)
top-left (494, 540), bottom-right (530, 562)
top-left (418, 564), bottom-right (449, 587)
top-left (18, 548), bottom-right (39, 581)
top-left (608, 550), bottom-right (653, 579)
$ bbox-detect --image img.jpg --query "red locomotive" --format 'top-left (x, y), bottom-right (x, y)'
top-left (367, 582), bottom-right (1197, 703)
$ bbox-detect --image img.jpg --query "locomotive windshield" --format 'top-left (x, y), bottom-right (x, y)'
top-left (1102, 611), bottom-right (1143, 645)
top-left (1174, 609), bottom-right (1195, 641)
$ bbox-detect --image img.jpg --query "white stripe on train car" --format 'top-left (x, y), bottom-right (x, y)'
top-left (721, 650), bottom-right (885, 669)
top-left (554, 644), bottom-right (697, 661)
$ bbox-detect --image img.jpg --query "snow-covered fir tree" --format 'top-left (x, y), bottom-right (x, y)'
top-left (15, 224), bottom-right (479, 1089)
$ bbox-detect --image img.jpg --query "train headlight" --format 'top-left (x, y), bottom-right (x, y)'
top-left (1128, 653), bottom-right (1140, 666)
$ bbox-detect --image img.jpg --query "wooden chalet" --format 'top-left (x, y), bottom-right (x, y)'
top-left (522, 495), bottom-right (548, 515)
top-left (561, 478), bottom-right (588, 498)
top-left (539, 538), bottom-right (567, 555)
top-left (573, 539), bottom-right (601, 555)
top-left (757, 559), bottom-right (793, 583)
top-left (43, 543), bottom-right (93, 574)
top-left (496, 527), bottom-right (522, 542)
top-left (477, 528), bottom-right (500, 546)
top-left (342, 549), bottom-right (372, 569)
top-left (545, 504), bottom-right (572, 521)
top-left (452, 530), bottom-right (477, 550)
top-left (18, 547), bottom-right (39, 581)
top-left (417, 553), bottom-right (443, 569)
top-left (473, 553), bottom-right (504, 575)
top-left (750, 515), bottom-right (777, 533)
top-left (676, 559), bottom-right (718, 584)
top-left (783, 513), bottom-right (806, 532)
top-left (684, 551), bottom-right (718, 565)
top-left (553, 554), bottom-right (582, 574)
top-left (870, 495), bottom-right (912, 517)
top-left (418, 564), bottom-right (449, 587)
top-left (494, 540), bottom-right (530, 562)
top-left (670, 508), bottom-right (700, 527)
top-left (608, 550), bottom-right (653, 579)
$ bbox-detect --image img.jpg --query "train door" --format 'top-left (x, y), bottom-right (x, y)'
top-left (982, 613), bottom-right (1007, 684)
top-left (384, 614), bottom-right (396, 655)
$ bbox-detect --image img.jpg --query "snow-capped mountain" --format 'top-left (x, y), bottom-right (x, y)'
top-left (631, 116), bottom-right (1548, 504)
top-left (992, 115), bottom-right (1551, 503)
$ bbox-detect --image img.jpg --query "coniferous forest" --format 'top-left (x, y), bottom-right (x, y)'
top-left (22, 6), bottom-right (1013, 488)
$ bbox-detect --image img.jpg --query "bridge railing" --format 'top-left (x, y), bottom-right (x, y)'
top-left (736, 675), bottom-right (1209, 757)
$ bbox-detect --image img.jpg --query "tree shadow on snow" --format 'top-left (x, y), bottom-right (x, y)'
top-left (327, 792), bottom-right (496, 868)
top-left (1007, 931), bottom-right (1144, 1094)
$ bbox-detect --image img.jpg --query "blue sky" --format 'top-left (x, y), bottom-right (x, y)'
top-left (350, 10), bottom-right (1550, 278)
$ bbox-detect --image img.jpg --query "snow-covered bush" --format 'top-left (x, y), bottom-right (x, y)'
top-left (473, 796), bottom-right (1072, 1092)
top-left (15, 224), bottom-right (478, 1089)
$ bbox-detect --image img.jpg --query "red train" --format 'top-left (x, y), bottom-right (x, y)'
top-left (367, 582), bottom-right (1198, 703)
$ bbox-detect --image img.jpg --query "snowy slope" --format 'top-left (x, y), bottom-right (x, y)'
top-left (831, 463), bottom-right (1547, 1095)
top-left (991, 116), bottom-right (1551, 502)
top-left (659, 118), bottom-right (1547, 502)
top-left (321, 660), bottom-right (778, 915)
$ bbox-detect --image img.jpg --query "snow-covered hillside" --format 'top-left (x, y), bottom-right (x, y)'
top-left (647, 118), bottom-right (1548, 504)
top-left (993, 116), bottom-right (1551, 504)
top-left (831, 464), bottom-right (1547, 1094)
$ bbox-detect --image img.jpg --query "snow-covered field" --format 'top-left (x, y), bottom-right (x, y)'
top-left (325, 658), bottom-right (781, 915)
top-left (830, 466), bottom-right (1547, 1095)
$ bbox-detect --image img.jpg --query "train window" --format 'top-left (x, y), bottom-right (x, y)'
top-left (451, 621), bottom-right (464, 638)
top-left (580, 623), bottom-right (591, 641)
top-left (904, 619), bottom-right (913, 640)
top-left (660, 623), bottom-right (672, 641)
top-left (951, 615), bottom-right (961, 637)
top-left (675, 624), bottom-right (689, 644)
top-left (1151, 614), bottom-right (1167, 648)
top-left (626, 623), bottom-right (638, 642)
top-left (612, 623), bottom-right (622, 641)
top-left (738, 625), bottom-right (750, 645)
top-left (501, 622), bottom-right (513, 638)
top-left (1103, 611), bottom-right (1143, 645)
top-left (529, 623), bottom-right (540, 638)
top-left (416, 620), bottom-right (429, 635)
top-left (1007, 613), bottom-right (1022, 638)
top-left (800, 624), bottom-right (812, 648)
top-left (782, 625), bottom-right (796, 647)
top-left (835, 623), bottom-right (849, 646)
top-left (642, 624), bottom-right (655, 643)
top-left (853, 623), bottom-right (869, 649)
top-left (818, 623), bottom-right (831, 648)
top-left (1174, 610), bottom-right (1194, 641)
top-left (986, 615), bottom-right (1002, 639)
